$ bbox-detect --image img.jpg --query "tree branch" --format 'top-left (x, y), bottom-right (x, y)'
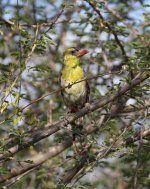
top-left (61, 126), bottom-right (150, 184)
top-left (0, 100), bottom-right (149, 185)
top-left (0, 72), bottom-right (149, 162)
top-left (0, 139), bottom-right (72, 184)
top-left (85, 0), bottom-right (128, 61)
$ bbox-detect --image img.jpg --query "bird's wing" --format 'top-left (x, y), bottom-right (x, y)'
top-left (86, 79), bottom-right (90, 103)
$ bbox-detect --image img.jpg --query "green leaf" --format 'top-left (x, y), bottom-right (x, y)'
top-left (13, 115), bottom-right (22, 126)
top-left (0, 102), bottom-right (9, 113)
top-left (0, 167), bottom-right (9, 174)
top-left (24, 160), bottom-right (34, 164)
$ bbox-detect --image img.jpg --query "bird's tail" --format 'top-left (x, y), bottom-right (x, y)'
top-left (71, 117), bottom-right (85, 155)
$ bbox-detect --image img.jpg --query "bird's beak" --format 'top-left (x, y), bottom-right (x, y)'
top-left (76, 49), bottom-right (89, 57)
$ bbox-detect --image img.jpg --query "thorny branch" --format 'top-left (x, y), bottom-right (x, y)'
top-left (61, 125), bottom-right (150, 184)
top-left (0, 73), bottom-right (149, 185)
top-left (0, 1), bottom-right (149, 188)
top-left (1, 124), bottom-right (149, 186)
top-left (85, 0), bottom-right (128, 62)
top-left (0, 71), bottom-right (120, 125)
top-left (0, 139), bottom-right (72, 184)
top-left (0, 72), bottom-right (149, 170)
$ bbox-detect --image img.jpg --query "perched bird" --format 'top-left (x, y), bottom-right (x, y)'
top-left (61, 47), bottom-right (89, 113)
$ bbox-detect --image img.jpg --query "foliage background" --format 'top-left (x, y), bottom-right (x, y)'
top-left (0, 0), bottom-right (150, 188)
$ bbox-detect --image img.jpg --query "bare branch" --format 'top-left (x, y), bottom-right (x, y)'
top-left (61, 126), bottom-right (150, 184)
top-left (0, 72), bottom-right (149, 161)
top-left (0, 139), bottom-right (72, 184)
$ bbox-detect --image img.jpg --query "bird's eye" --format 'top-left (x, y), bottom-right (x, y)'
top-left (70, 48), bottom-right (79, 55)
top-left (71, 50), bottom-right (76, 54)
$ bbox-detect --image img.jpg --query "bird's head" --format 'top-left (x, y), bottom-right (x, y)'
top-left (63, 47), bottom-right (88, 67)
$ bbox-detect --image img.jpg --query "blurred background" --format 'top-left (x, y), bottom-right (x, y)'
top-left (0, 0), bottom-right (150, 188)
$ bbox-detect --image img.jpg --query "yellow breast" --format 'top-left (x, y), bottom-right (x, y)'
top-left (61, 65), bottom-right (88, 111)
top-left (62, 66), bottom-right (85, 83)
top-left (61, 65), bottom-right (86, 97)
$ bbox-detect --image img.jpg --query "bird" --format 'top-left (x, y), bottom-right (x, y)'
top-left (60, 47), bottom-right (89, 113)
top-left (60, 47), bottom-right (89, 155)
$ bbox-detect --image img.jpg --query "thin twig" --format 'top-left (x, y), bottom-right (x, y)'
top-left (85, 0), bottom-right (128, 62)
top-left (0, 72), bottom-right (148, 162)
top-left (21, 71), bottom-right (121, 111)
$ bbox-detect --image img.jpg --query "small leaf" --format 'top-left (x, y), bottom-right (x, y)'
top-left (15, 92), bottom-right (20, 104)
top-left (13, 115), bottom-right (22, 126)
top-left (24, 160), bottom-right (34, 164)
top-left (0, 102), bottom-right (9, 113)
